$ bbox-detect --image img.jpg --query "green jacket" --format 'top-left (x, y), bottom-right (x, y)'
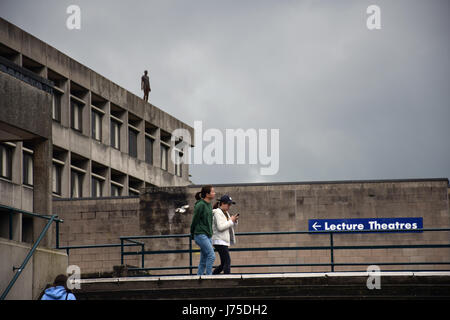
top-left (190, 199), bottom-right (213, 238)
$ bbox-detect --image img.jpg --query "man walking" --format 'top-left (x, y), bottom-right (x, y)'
top-left (141, 70), bottom-right (151, 102)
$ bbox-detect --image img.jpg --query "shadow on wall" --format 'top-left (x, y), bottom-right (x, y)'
top-left (139, 187), bottom-right (191, 236)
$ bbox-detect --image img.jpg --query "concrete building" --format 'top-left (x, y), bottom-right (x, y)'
top-left (0, 17), bottom-right (192, 299)
top-left (0, 17), bottom-right (193, 207)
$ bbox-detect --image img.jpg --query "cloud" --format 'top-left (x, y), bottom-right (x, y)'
top-left (1, 0), bottom-right (449, 184)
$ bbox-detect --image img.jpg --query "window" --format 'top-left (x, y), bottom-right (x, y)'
top-left (23, 152), bottom-right (33, 186)
top-left (145, 136), bottom-right (153, 165)
top-left (0, 144), bottom-right (12, 180)
top-left (22, 216), bottom-right (33, 244)
top-left (129, 188), bottom-right (140, 196)
top-left (52, 164), bottom-right (62, 195)
top-left (71, 101), bottom-right (83, 132)
top-left (52, 93), bottom-right (61, 122)
top-left (71, 171), bottom-right (83, 198)
top-left (175, 151), bottom-right (183, 177)
top-left (111, 120), bottom-right (121, 149)
top-left (129, 128), bottom-right (138, 158)
top-left (111, 184), bottom-right (122, 197)
top-left (92, 177), bottom-right (103, 198)
top-left (160, 144), bottom-right (169, 171)
top-left (91, 110), bottom-right (102, 141)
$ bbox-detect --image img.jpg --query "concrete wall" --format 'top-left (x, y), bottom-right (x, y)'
top-left (54, 197), bottom-right (141, 274)
top-left (0, 238), bottom-right (68, 300)
top-left (0, 70), bottom-right (52, 140)
top-left (0, 65), bottom-right (54, 247)
top-left (54, 179), bottom-right (450, 275)
top-left (0, 17), bottom-right (193, 195)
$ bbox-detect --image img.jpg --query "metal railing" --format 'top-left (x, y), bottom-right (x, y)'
top-left (0, 204), bottom-right (64, 300)
top-left (119, 228), bottom-right (450, 275)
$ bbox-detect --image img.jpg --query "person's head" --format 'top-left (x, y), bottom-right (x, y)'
top-left (144, 70), bottom-right (148, 75)
top-left (213, 195), bottom-right (236, 211)
top-left (53, 274), bottom-right (69, 290)
top-left (195, 185), bottom-right (215, 202)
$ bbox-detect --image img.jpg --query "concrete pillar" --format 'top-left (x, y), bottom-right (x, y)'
top-left (84, 160), bottom-right (91, 198)
top-left (60, 79), bottom-right (70, 128)
top-left (102, 101), bottom-right (110, 146)
top-left (137, 120), bottom-right (145, 162)
top-left (154, 128), bottom-right (161, 170)
top-left (11, 141), bottom-right (22, 185)
top-left (168, 135), bottom-right (175, 175)
top-left (60, 151), bottom-right (70, 198)
top-left (32, 138), bottom-right (52, 248)
top-left (121, 111), bottom-right (128, 154)
top-left (82, 91), bottom-right (91, 137)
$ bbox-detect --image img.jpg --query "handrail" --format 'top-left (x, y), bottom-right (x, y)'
top-left (119, 228), bottom-right (450, 275)
top-left (0, 204), bottom-right (64, 223)
top-left (59, 243), bottom-right (141, 256)
top-left (0, 215), bottom-right (57, 300)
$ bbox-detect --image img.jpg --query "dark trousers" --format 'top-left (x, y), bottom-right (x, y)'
top-left (213, 245), bottom-right (231, 274)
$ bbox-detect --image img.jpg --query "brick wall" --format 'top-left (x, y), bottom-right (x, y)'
top-left (54, 179), bottom-right (450, 275)
top-left (54, 197), bottom-right (141, 275)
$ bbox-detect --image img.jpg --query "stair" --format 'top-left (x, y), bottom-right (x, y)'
top-left (73, 272), bottom-right (450, 300)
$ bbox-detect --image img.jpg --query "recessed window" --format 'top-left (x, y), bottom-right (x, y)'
top-left (71, 101), bottom-right (83, 132)
top-left (129, 177), bottom-right (143, 196)
top-left (0, 43), bottom-right (20, 63)
top-left (91, 177), bottom-right (103, 198)
top-left (160, 144), bottom-right (169, 171)
top-left (145, 136), bottom-right (153, 165)
top-left (91, 110), bottom-right (102, 141)
top-left (71, 171), bottom-right (83, 198)
top-left (111, 184), bottom-right (122, 197)
top-left (129, 128), bottom-right (138, 158)
top-left (0, 144), bottom-right (13, 180)
top-left (175, 151), bottom-right (183, 177)
top-left (52, 164), bottom-right (62, 195)
top-left (23, 152), bottom-right (33, 186)
top-left (52, 92), bottom-right (62, 122)
top-left (111, 120), bottom-right (121, 150)
top-left (129, 188), bottom-right (140, 196)
top-left (22, 216), bottom-right (33, 244)
top-left (22, 56), bottom-right (44, 75)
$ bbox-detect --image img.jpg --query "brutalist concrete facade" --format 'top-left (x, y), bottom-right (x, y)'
top-left (0, 44), bottom-right (69, 299)
top-left (0, 17), bottom-right (193, 207)
top-left (0, 17), bottom-right (193, 298)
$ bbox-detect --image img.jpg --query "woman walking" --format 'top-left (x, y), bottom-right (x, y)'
top-left (190, 185), bottom-right (216, 275)
top-left (212, 195), bottom-right (239, 274)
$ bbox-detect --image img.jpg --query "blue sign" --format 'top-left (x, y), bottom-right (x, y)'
top-left (308, 218), bottom-right (423, 233)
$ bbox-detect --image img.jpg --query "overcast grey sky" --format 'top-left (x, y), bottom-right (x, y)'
top-left (1, 0), bottom-right (449, 185)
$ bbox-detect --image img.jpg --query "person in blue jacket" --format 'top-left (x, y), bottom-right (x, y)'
top-left (41, 274), bottom-right (76, 300)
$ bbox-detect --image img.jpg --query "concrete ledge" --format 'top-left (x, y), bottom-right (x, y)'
top-left (74, 272), bottom-right (450, 300)
top-left (189, 178), bottom-right (450, 188)
top-left (78, 271), bottom-right (450, 284)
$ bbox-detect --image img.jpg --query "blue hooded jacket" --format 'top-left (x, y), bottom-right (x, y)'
top-left (41, 286), bottom-right (76, 300)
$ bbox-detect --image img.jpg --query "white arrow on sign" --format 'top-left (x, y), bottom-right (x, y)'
top-left (312, 222), bottom-right (322, 231)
